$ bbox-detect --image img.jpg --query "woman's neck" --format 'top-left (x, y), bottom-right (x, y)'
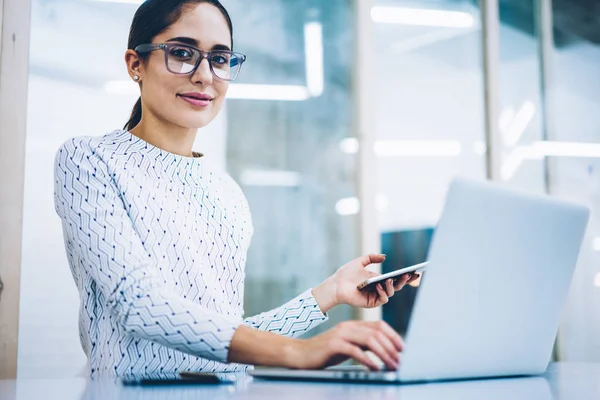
top-left (129, 116), bottom-right (197, 157)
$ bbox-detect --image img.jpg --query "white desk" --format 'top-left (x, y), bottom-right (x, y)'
top-left (1, 362), bottom-right (598, 400)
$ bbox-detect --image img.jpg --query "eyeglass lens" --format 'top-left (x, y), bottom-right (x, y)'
top-left (165, 45), bottom-right (241, 80)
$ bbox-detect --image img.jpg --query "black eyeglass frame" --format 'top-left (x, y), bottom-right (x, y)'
top-left (134, 43), bottom-right (247, 81)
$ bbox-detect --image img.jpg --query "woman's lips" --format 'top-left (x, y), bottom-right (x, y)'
top-left (177, 94), bottom-right (212, 108)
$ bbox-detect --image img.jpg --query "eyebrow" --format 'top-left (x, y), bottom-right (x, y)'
top-left (166, 37), bottom-right (232, 51)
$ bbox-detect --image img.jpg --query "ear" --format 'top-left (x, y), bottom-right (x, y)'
top-left (125, 49), bottom-right (143, 81)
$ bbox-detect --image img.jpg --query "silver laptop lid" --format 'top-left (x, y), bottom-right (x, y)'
top-left (399, 178), bottom-right (589, 382)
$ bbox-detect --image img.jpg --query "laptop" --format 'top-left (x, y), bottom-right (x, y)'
top-left (250, 178), bottom-right (590, 383)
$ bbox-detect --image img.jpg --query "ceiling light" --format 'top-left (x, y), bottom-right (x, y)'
top-left (227, 84), bottom-right (310, 101)
top-left (304, 22), bottom-right (324, 97)
top-left (336, 197), bottom-right (360, 216)
top-left (528, 141), bottom-right (600, 158)
top-left (239, 169), bottom-right (302, 187)
top-left (340, 138), bottom-right (359, 154)
top-left (504, 101), bottom-right (535, 147)
top-left (374, 140), bottom-right (462, 157)
top-left (371, 6), bottom-right (475, 28)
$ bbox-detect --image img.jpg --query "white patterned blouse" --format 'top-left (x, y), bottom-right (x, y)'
top-left (53, 130), bottom-right (327, 378)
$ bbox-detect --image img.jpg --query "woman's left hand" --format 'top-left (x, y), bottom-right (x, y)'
top-left (312, 254), bottom-right (420, 313)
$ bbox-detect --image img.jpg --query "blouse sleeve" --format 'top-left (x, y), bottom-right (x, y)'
top-left (242, 290), bottom-right (329, 338)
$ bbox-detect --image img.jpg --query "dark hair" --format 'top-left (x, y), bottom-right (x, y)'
top-left (123, 0), bottom-right (233, 131)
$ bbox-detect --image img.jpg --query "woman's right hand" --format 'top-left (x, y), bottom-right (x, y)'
top-left (286, 320), bottom-right (403, 371)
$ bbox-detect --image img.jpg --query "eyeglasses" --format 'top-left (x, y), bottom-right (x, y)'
top-left (135, 43), bottom-right (247, 81)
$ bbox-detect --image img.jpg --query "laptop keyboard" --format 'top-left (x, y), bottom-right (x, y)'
top-left (326, 365), bottom-right (392, 372)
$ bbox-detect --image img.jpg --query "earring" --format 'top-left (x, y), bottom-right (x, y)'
top-left (133, 75), bottom-right (140, 82)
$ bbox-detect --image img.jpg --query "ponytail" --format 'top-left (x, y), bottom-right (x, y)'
top-left (124, 97), bottom-right (142, 131)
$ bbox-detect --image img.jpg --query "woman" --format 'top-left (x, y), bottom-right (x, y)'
top-left (54, 0), bottom-right (418, 378)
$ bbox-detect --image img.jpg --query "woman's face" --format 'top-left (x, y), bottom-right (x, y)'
top-left (137, 3), bottom-right (232, 130)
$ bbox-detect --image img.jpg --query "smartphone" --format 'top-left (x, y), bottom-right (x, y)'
top-left (356, 261), bottom-right (428, 290)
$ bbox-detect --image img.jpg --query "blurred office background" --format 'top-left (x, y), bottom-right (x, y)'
top-left (17, 0), bottom-right (600, 378)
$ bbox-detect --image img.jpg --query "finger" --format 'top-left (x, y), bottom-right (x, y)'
top-left (368, 289), bottom-right (382, 308)
top-left (408, 274), bottom-right (422, 287)
top-left (393, 274), bottom-right (411, 291)
top-left (366, 336), bottom-right (398, 370)
top-left (368, 321), bottom-right (404, 352)
top-left (372, 331), bottom-right (400, 368)
top-left (339, 342), bottom-right (380, 371)
top-left (385, 279), bottom-right (395, 297)
top-left (407, 273), bottom-right (420, 284)
top-left (359, 253), bottom-right (386, 267)
top-left (341, 323), bottom-right (399, 369)
top-left (376, 283), bottom-right (389, 304)
top-left (339, 324), bottom-right (396, 370)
